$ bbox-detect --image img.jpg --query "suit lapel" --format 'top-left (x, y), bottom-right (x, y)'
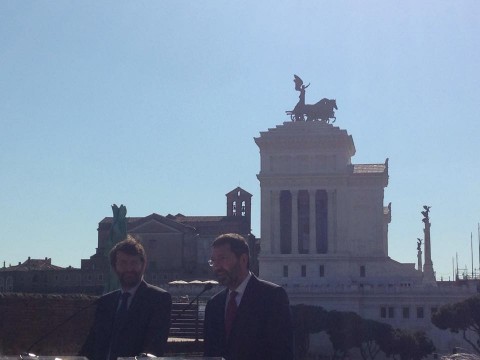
top-left (218, 288), bottom-right (228, 323)
top-left (227, 276), bottom-right (257, 343)
top-left (111, 290), bottom-right (122, 311)
top-left (120, 280), bottom-right (147, 328)
top-left (127, 280), bottom-right (147, 314)
top-left (104, 290), bottom-right (121, 335)
top-left (235, 275), bottom-right (257, 317)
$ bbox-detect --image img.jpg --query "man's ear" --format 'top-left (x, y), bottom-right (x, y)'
top-left (240, 253), bottom-right (249, 268)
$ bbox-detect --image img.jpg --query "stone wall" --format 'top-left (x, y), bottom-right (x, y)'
top-left (0, 293), bottom-right (96, 356)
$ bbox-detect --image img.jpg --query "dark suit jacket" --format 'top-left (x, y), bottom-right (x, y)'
top-left (204, 275), bottom-right (294, 360)
top-left (79, 280), bottom-right (171, 360)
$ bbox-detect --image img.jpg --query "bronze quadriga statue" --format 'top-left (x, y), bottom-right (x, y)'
top-left (285, 74), bottom-right (338, 123)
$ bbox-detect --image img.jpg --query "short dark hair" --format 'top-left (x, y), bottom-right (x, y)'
top-left (212, 233), bottom-right (250, 261)
top-left (109, 234), bottom-right (146, 268)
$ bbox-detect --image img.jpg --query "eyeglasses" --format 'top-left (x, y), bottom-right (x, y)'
top-left (208, 255), bottom-right (229, 267)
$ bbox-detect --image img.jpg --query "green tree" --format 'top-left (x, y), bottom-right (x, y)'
top-left (326, 310), bottom-right (364, 359)
top-left (291, 304), bottom-right (328, 359)
top-left (413, 331), bottom-right (436, 360)
top-left (432, 295), bottom-right (480, 353)
top-left (291, 305), bottom-right (434, 360)
top-left (359, 319), bottom-right (395, 360)
top-left (389, 329), bottom-right (435, 360)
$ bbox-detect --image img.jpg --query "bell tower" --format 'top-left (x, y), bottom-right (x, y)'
top-left (226, 187), bottom-right (252, 224)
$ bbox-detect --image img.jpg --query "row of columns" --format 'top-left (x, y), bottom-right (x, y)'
top-left (263, 188), bottom-right (336, 255)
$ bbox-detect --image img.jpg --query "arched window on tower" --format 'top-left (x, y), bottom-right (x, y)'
top-left (232, 201), bottom-right (237, 216)
top-left (241, 201), bottom-right (246, 216)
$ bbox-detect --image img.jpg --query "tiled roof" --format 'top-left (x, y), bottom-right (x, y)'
top-left (2, 258), bottom-right (64, 271)
top-left (98, 213), bottom-right (250, 237)
top-left (173, 216), bottom-right (229, 223)
top-left (101, 214), bottom-right (237, 224)
top-left (100, 217), bottom-right (144, 224)
top-left (225, 187), bottom-right (253, 197)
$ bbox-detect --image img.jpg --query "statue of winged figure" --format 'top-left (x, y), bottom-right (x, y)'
top-left (421, 205), bottom-right (431, 222)
top-left (286, 75), bottom-right (337, 123)
top-left (294, 75), bottom-right (310, 110)
top-left (417, 238), bottom-right (423, 251)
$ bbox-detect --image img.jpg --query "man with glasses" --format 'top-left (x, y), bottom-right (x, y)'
top-left (204, 233), bottom-right (293, 360)
top-left (80, 235), bottom-right (172, 360)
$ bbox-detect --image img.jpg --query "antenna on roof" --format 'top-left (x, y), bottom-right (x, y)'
top-left (456, 252), bottom-right (459, 280)
top-left (452, 257), bottom-right (455, 282)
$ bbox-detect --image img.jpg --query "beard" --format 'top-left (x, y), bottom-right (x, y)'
top-left (215, 263), bottom-right (241, 288)
top-left (117, 270), bottom-right (143, 289)
top-left (214, 270), bottom-right (232, 286)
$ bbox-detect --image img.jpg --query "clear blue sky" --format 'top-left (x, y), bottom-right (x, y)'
top-left (1, 1), bottom-right (479, 280)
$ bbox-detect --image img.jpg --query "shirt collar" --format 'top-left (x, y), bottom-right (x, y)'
top-left (121, 280), bottom-right (141, 297)
top-left (230, 271), bottom-right (252, 297)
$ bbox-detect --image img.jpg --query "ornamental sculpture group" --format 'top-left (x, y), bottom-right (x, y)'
top-left (286, 75), bottom-right (337, 123)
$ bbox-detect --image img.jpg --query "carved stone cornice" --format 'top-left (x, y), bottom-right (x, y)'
top-left (255, 121), bottom-right (355, 156)
top-left (256, 173), bottom-right (352, 188)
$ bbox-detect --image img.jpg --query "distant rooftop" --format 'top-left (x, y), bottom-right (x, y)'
top-left (100, 214), bottom-right (244, 224)
top-left (1, 257), bottom-right (65, 271)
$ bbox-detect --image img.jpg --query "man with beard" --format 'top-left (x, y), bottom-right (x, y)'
top-left (80, 235), bottom-right (171, 360)
top-left (203, 233), bottom-right (293, 360)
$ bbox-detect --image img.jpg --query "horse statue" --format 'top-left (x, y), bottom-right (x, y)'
top-left (305, 98), bottom-right (337, 122)
top-left (285, 75), bottom-right (338, 123)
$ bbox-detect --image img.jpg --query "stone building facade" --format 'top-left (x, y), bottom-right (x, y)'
top-left (1, 187), bottom-right (256, 295)
top-left (254, 121), bottom-right (406, 285)
top-left (85, 186), bottom-right (255, 286)
top-left (254, 120), bottom-right (477, 355)
top-left (0, 257), bottom-right (104, 295)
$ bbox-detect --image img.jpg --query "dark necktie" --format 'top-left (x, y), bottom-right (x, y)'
top-left (117, 292), bottom-right (131, 318)
top-left (109, 292), bottom-right (131, 360)
top-left (225, 291), bottom-right (238, 338)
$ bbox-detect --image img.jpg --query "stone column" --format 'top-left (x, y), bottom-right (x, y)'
top-left (291, 190), bottom-right (299, 254)
top-left (309, 189), bottom-right (317, 254)
top-left (423, 213), bottom-right (436, 285)
top-left (272, 190), bottom-right (281, 255)
top-left (260, 187), bottom-right (271, 255)
top-left (327, 189), bottom-right (336, 253)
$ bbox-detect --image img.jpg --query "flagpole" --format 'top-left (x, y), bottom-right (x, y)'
top-left (478, 223), bottom-right (480, 279)
top-left (471, 232), bottom-right (474, 279)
